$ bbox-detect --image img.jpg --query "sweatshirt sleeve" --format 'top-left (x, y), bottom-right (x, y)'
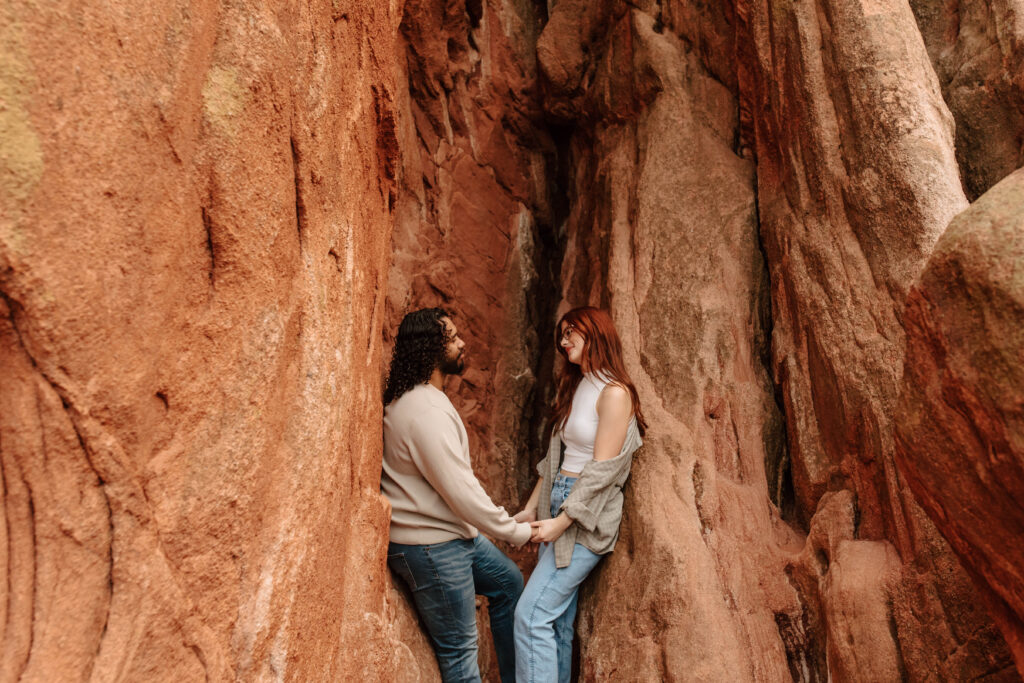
top-left (407, 410), bottom-right (532, 547)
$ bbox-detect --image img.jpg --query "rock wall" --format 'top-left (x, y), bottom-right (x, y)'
top-left (909, 0), bottom-right (1024, 200)
top-left (530, 0), bottom-right (1019, 680)
top-left (735, 0), bottom-right (1019, 677)
top-left (896, 168), bottom-right (1024, 671)
top-left (385, 0), bottom-right (559, 678)
top-left (388, 0), bottom-right (557, 514)
top-left (0, 1), bottom-right (434, 680)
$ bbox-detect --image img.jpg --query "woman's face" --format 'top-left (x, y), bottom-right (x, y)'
top-left (559, 322), bottom-right (585, 366)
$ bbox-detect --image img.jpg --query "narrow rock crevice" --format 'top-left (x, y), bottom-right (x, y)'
top-left (201, 205), bottom-right (216, 289)
top-left (290, 130), bottom-right (307, 251)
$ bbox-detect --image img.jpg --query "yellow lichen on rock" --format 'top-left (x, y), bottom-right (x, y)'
top-left (0, 20), bottom-right (43, 208)
top-left (202, 65), bottom-right (247, 138)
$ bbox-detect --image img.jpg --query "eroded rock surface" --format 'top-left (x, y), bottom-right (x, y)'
top-left (735, 0), bottom-right (1017, 677)
top-left (538, 0), bottom-right (1018, 680)
top-left (896, 168), bottom-right (1024, 671)
top-left (385, 0), bottom-right (559, 678)
top-left (0, 1), bottom-right (435, 680)
top-left (542, 10), bottom-right (799, 679)
top-left (910, 0), bottom-right (1024, 199)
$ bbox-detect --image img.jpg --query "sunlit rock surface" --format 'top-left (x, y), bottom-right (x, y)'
top-left (0, 2), bottom-right (434, 680)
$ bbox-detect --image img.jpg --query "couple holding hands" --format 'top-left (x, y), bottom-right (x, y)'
top-left (381, 306), bottom-right (646, 683)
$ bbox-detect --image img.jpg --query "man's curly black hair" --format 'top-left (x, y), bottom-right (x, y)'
top-left (383, 307), bottom-right (452, 404)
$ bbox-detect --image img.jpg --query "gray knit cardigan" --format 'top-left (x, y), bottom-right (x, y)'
top-left (534, 418), bottom-right (643, 568)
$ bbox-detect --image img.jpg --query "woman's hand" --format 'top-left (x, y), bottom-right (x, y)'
top-left (529, 514), bottom-right (573, 543)
top-left (514, 508), bottom-right (537, 523)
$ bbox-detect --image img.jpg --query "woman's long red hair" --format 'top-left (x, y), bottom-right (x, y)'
top-left (549, 306), bottom-right (647, 437)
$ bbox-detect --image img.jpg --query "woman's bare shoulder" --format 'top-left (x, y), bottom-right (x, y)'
top-left (597, 383), bottom-right (631, 415)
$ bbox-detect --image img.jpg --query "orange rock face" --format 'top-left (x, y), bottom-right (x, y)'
top-left (534, 0), bottom-right (1018, 680)
top-left (896, 168), bottom-right (1024, 671)
top-left (735, 0), bottom-right (1018, 677)
top-left (385, 0), bottom-right (558, 679)
top-left (910, 0), bottom-right (1024, 200)
top-left (0, 1), bottom-right (434, 680)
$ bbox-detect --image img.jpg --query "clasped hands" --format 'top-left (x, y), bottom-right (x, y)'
top-left (514, 508), bottom-right (573, 544)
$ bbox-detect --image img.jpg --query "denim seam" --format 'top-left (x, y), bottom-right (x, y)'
top-left (524, 559), bottom-right (561, 682)
top-left (421, 546), bottom-right (458, 638)
top-left (475, 538), bottom-right (519, 606)
top-left (388, 552), bottom-right (418, 591)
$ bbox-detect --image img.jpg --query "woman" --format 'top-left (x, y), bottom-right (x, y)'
top-left (512, 306), bottom-right (647, 683)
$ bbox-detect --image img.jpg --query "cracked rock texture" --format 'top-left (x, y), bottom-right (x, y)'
top-left (909, 0), bottom-right (1024, 200)
top-left (2, 0), bottom-right (1023, 681)
top-left (533, 0), bottom-right (1021, 680)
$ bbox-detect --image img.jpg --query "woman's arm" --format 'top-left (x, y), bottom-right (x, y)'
top-left (593, 384), bottom-right (632, 461)
top-left (514, 478), bottom-right (543, 523)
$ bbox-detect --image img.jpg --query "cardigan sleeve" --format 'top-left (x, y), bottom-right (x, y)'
top-left (558, 453), bottom-right (632, 532)
top-left (535, 454), bottom-right (549, 477)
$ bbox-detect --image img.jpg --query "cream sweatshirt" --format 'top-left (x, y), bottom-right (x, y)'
top-left (382, 383), bottom-right (531, 546)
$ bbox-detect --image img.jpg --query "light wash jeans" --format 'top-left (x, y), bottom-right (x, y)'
top-left (388, 535), bottom-right (524, 683)
top-left (514, 474), bottom-right (602, 683)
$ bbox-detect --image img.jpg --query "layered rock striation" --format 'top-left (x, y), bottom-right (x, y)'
top-left (529, 0), bottom-right (1020, 680)
top-left (910, 0), bottom-right (1024, 200)
top-left (385, 0), bottom-right (561, 676)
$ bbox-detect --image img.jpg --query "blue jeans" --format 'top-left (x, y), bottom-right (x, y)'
top-left (388, 535), bottom-right (524, 683)
top-left (514, 474), bottom-right (602, 683)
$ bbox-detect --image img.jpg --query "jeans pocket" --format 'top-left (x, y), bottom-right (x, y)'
top-left (387, 552), bottom-right (418, 591)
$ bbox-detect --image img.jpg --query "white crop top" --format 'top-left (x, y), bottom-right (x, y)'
top-left (560, 371), bottom-right (612, 474)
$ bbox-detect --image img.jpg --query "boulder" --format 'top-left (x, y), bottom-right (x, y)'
top-left (896, 168), bottom-right (1024, 670)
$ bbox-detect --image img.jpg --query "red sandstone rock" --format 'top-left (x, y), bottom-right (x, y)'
top-left (539, 0), bottom-right (1017, 679)
top-left (0, 1), bottom-right (436, 680)
top-left (3, 0), bottom-right (1022, 680)
top-left (735, 0), bottom-right (1017, 677)
top-left (909, 0), bottom-right (1024, 200)
top-left (546, 8), bottom-right (800, 680)
top-left (896, 168), bottom-right (1024, 671)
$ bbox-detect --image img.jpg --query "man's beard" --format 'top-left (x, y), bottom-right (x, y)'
top-left (440, 350), bottom-right (465, 375)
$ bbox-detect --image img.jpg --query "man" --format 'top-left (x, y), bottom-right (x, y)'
top-left (382, 308), bottom-right (532, 683)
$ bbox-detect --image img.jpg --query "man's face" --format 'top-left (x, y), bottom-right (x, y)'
top-left (439, 317), bottom-right (466, 375)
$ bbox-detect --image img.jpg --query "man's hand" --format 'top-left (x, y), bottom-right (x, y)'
top-left (529, 514), bottom-right (572, 544)
top-left (514, 508), bottom-right (537, 523)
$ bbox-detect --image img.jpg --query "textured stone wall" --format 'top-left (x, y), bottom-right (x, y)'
top-left (909, 0), bottom-right (1024, 200)
top-left (735, 0), bottom-right (1020, 677)
top-left (530, 0), bottom-right (1019, 680)
top-left (388, 0), bottom-right (557, 516)
top-left (537, 6), bottom-right (798, 678)
top-left (0, 1), bottom-right (434, 680)
top-left (385, 0), bottom-right (560, 678)
top-left (896, 168), bottom-right (1024, 671)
